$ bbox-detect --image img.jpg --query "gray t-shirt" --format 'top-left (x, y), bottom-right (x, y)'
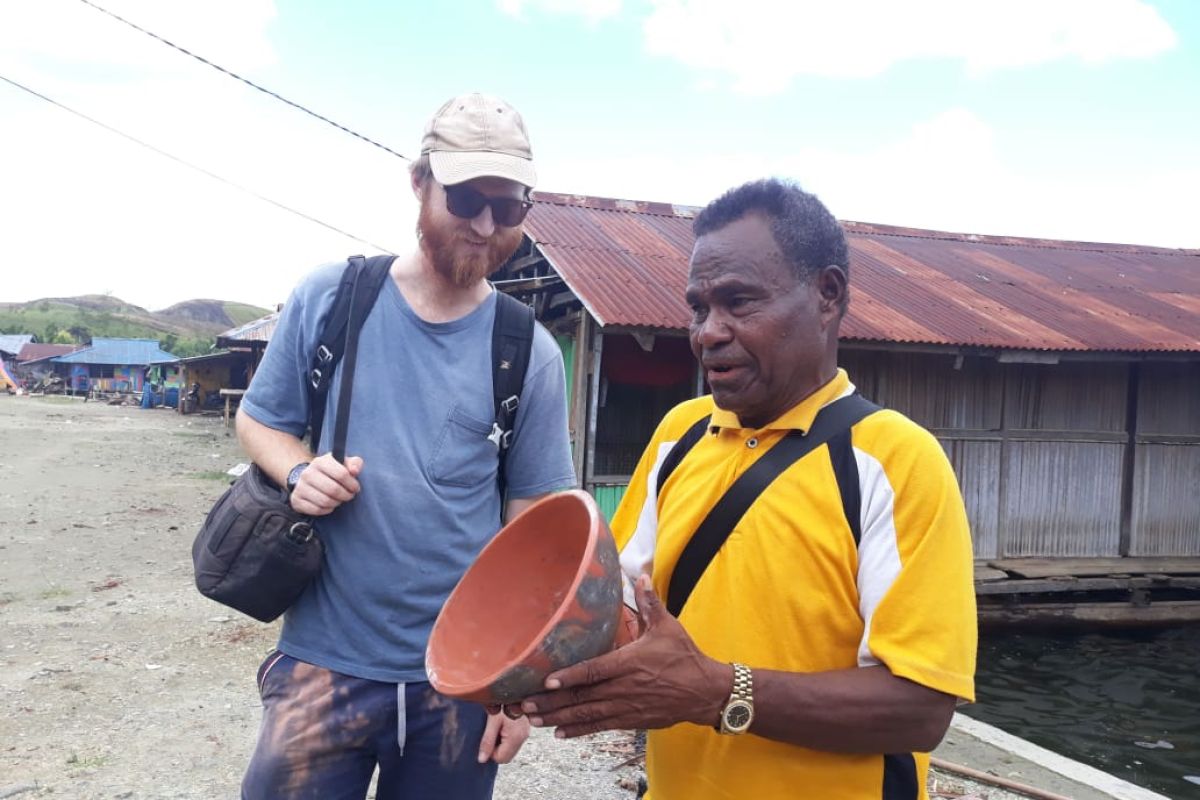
top-left (240, 261), bottom-right (577, 682)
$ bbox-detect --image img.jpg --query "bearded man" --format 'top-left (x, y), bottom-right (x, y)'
top-left (236, 93), bottom-right (575, 800)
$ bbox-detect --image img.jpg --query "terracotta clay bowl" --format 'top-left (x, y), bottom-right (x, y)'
top-left (426, 489), bottom-right (635, 705)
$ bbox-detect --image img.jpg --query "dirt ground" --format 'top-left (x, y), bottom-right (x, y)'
top-left (1, 395), bottom-right (1027, 799)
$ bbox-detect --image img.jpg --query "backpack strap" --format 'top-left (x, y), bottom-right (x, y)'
top-left (489, 291), bottom-right (535, 500)
top-left (665, 393), bottom-right (880, 616)
top-left (307, 255), bottom-right (394, 455)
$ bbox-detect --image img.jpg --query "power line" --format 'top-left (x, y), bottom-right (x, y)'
top-left (0, 73), bottom-right (396, 255)
top-left (77, 0), bottom-right (410, 162)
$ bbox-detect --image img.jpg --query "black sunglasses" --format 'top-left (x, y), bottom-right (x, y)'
top-left (444, 184), bottom-right (533, 228)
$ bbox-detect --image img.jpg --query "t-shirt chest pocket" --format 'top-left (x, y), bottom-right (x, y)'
top-left (428, 404), bottom-right (499, 488)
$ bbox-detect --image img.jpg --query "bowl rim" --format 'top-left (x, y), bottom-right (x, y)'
top-left (425, 488), bottom-right (601, 698)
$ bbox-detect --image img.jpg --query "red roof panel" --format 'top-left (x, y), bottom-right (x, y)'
top-left (525, 193), bottom-right (1200, 352)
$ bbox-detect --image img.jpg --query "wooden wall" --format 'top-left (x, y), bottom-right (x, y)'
top-left (1131, 362), bottom-right (1200, 555)
top-left (841, 350), bottom-right (1200, 559)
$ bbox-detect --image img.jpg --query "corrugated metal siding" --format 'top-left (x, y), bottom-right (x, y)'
top-left (1003, 441), bottom-right (1124, 556)
top-left (941, 439), bottom-right (1001, 559)
top-left (593, 484), bottom-right (628, 523)
top-left (527, 193), bottom-right (1200, 352)
top-left (846, 351), bottom-right (1160, 559)
top-left (1005, 363), bottom-right (1128, 433)
top-left (871, 352), bottom-right (1003, 431)
top-left (1137, 362), bottom-right (1200, 436)
top-left (1130, 362), bottom-right (1200, 556)
top-left (1131, 444), bottom-right (1200, 556)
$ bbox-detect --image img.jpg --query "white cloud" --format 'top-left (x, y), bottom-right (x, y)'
top-left (640, 0), bottom-right (1178, 93)
top-left (0, 0), bottom-right (415, 310)
top-left (498, 0), bottom-right (622, 23)
top-left (539, 108), bottom-right (1198, 248)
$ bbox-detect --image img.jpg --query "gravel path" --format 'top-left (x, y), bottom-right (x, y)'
top-left (0, 395), bottom-right (1033, 799)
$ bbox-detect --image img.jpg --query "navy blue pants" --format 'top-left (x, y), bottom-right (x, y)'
top-left (242, 651), bottom-right (497, 800)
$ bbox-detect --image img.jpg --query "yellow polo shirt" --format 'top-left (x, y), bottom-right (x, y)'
top-left (612, 369), bottom-right (976, 800)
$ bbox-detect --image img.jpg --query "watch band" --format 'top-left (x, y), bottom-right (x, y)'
top-left (718, 662), bottom-right (755, 735)
top-left (730, 662), bottom-right (753, 708)
top-left (286, 462), bottom-right (310, 494)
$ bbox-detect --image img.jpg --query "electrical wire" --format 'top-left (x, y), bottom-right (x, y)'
top-left (0, 72), bottom-right (396, 255)
top-left (77, 0), bottom-right (410, 162)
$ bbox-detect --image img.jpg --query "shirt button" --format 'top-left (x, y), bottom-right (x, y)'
top-left (747, 438), bottom-right (758, 449)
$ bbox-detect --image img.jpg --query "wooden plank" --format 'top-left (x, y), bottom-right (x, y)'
top-left (979, 601), bottom-right (1200, 629)
top-left (975, 576), bottom-right (1200, 596)
top-left (974, 566), bottom-right (1009, 582)
top-left (988, 556), bottom-right (1200, 578)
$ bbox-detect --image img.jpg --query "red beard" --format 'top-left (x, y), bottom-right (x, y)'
top-left (418, 199), bottom-right (522, 288)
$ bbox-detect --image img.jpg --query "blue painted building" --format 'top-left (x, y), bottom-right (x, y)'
top-left (52, 337), bottom-right (179, 395)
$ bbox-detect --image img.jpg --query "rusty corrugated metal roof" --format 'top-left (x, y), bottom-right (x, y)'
top-left (216, 312), bottom-right (278, 346)
top-left (525, 192), bottom-right (1200, 353)
top-left (16, 343), bottom-right (81, 363)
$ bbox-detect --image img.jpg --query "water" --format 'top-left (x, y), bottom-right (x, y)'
top-left (963, 626), bottom-right (1200, 798)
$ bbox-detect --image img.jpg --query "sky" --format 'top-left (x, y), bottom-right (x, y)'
top-left (1, 0), bottom-right (1197, 311)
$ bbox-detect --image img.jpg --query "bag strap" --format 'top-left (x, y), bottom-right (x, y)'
top-left (656, 413), bottom-right (712, 497)
top-left (489, 291), bottom-right (535, 500)
top-left (826, 428), bottom-right (863, 545)
top-left (665, 393), bottom-right (880, 616)
top-left (307, 254), bottom-right (394, 456)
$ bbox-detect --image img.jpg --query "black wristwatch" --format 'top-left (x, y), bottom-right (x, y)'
top-left (285, 462), bottom-right (310, 495)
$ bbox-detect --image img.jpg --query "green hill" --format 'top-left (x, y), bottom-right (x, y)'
top-left (0, 295), bottom-right (272, 357)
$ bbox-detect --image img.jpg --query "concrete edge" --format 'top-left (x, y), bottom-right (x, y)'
top-left (950, 713), bottom-right (1171, 800)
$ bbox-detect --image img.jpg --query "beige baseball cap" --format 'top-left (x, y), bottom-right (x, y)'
top-left (420, 93), bottom-right (537, 189)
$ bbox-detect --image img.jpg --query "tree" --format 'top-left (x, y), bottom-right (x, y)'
top-left (52, 330), bottom-right (74, 345)
top-left (67, 324), bottom-right (91, 344)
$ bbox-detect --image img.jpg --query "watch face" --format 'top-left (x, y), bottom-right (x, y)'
top-left (723, 700), bottom-right (753, 733)
top-left (287, 464), bottom-right (307, 491)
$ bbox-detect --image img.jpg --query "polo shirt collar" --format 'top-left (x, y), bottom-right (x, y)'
top-left (708, 369), bottom-right (854, 434)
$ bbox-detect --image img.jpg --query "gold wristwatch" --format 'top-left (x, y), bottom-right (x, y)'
top-left (718, 663), bottom-right (754, 735)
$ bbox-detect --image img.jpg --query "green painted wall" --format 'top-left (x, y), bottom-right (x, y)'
top-left (593, 484), bottom-right (629, 522)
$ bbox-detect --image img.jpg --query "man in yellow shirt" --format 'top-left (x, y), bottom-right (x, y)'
top-left (519, 178), bottom-right (977, 799)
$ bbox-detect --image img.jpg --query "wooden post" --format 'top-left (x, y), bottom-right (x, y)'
top-left (1118, 362), bottom-right (1140, 556)
top-left (178, 365), bottom-right (187, 414)
top-left (569, 313), bottom-right (591, 484)
top-left (584, 325), bottom-right (604, 494)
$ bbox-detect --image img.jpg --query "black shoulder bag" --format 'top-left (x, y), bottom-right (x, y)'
top-left (659, 393), bottom-right (881, 616)
top-left (191, 255), bottom-right (392, 622)
top-left (192, 257), bottom-right (536, 621)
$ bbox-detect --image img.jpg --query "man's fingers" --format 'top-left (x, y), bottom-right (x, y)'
top-left (529, 699), bottom-right (625, 735)
top-left (522, 678), bottom-right (613, 718)
top-left (635, 574), bottom-right (667, 629)
top-left (477, 710), bottom-right (502, 763)
top-left (304, 465), bottom-right (359, 501)
top-left (491, 715), bottom-right (530, 764)
top-left (540, 648), bottom-right (621, 694)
